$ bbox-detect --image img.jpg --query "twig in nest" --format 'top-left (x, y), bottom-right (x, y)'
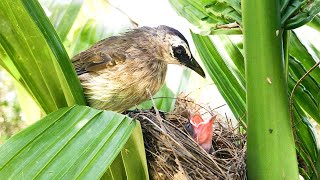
top-left (133, 99), bottom-right (247, 179)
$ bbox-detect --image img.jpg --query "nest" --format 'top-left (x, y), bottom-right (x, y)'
top-left (130, 96), bottom-right (247, 179)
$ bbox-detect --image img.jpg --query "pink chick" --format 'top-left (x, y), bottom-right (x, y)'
top-left (186, 114), bottom-right (215, 152)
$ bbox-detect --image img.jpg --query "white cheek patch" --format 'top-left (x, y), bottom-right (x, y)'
top-left (170, 37), bottom-right (183, 47)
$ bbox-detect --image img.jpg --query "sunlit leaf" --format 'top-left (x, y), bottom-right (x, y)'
top-left (0, 0), bottom-right (86, 113)
top-left (0, 106), bottom-right (147, 179)
top-left (39, 0), bottom-right (85, 41)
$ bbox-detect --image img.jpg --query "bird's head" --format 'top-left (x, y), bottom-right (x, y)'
top-left (156, 25), bottom-right (206, 78)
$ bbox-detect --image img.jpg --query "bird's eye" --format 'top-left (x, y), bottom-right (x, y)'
top-left (172, 45), bottom-right (187, 60)
top-left (176, 48), bottom-right (182, 54)
top-left (185, 122), bottom-right (194, 135)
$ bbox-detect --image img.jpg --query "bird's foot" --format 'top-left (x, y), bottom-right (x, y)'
top-left (123, 107), bottom-right (166, 119)
top-left (123, 108), bottom-right (142, 118)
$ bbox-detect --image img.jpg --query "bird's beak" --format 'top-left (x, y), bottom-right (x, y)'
top-left (185, 57), bottom-right (206, 78)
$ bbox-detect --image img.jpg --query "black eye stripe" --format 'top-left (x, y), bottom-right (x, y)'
top-left (173, 45), bottom-right (186, 57)
top-left (172, 45), bottom-right (190, 63)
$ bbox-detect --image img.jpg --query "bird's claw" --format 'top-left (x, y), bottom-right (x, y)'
top-left (123, 109), bottom-right (141, 118)
top-left (123, 107), bottom-right (166, 119)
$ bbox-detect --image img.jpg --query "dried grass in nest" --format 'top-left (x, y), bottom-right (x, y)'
top-left (131, 96), bottom-right (247, 180)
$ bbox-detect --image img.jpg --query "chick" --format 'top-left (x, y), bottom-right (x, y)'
top-left (186, 114), bottom-right (215, 152)
top-left (72, 25), bottom-right (205, 112)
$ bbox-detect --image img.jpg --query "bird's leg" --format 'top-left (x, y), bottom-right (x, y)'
top-left (123, 107), bottom-right (166, 119)
top-left (122, 108), bottom-right (141, 118)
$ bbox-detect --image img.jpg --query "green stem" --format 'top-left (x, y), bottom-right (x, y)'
top-left (242, 0), bottom-right (299, 179)
top-left (283, 30), bottom-right (290, 80)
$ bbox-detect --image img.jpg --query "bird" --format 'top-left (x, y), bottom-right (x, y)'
top-left (186, 114), bottom-right (215, 153)
top-left (71, 25), bottom-right (205, 112)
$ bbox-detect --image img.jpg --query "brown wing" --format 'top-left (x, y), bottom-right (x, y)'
top-left (71, 38), bottom-right (127, 75)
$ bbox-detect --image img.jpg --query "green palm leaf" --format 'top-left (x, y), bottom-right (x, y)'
top-left (0, 0), bottom-right (149, 178)
top-left (0, 0), bottom-right (86, 113)
top-left (191, 33), bottom-right (246, 120)
top-left (0, 106), bottom-right (147, 179)
top-left (39, 0), bottom-right (85, 42)
top-left (169, 0), bottom-right (320, 177)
